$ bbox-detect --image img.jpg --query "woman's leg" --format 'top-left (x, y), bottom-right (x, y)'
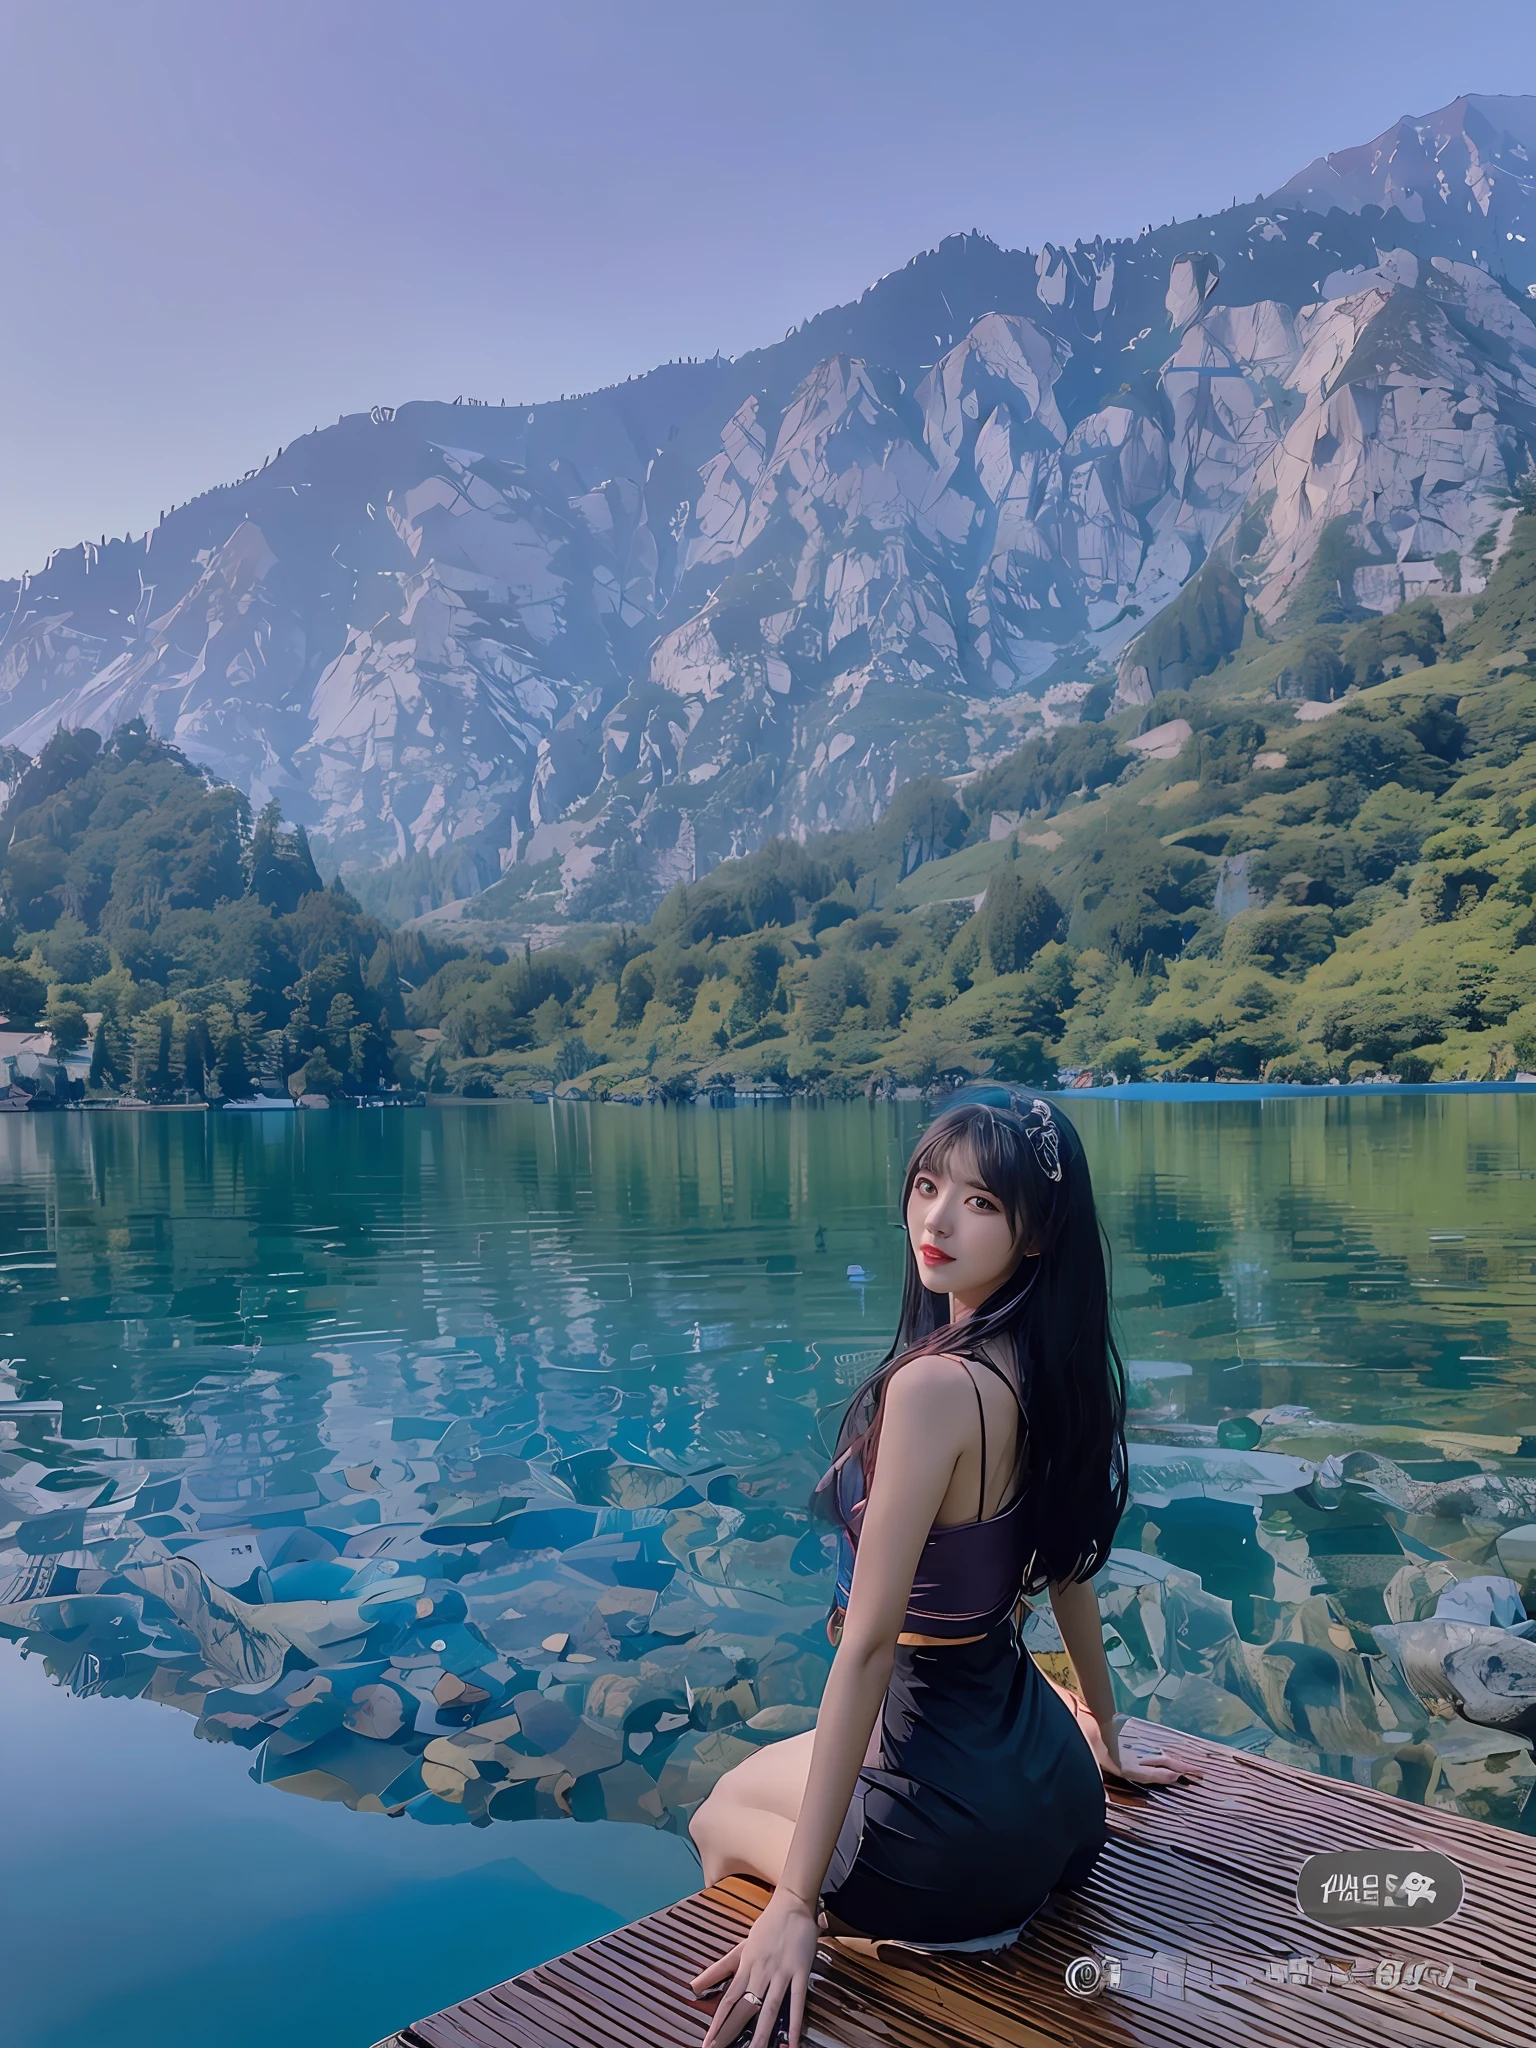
top-left (687, 1716), bottom-right (882, 1887)
top-left (688, 1727), bottom-right (814, 1886)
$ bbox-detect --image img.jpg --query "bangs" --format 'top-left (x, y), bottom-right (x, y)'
top-left (908, 1105), bottom-right (1032, 1239)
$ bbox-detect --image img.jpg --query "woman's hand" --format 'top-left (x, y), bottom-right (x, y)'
top-left (1097, 1709), bottom-right (1205, 1788)
top-left (1052, 1679), bottom-right (1204, 1787)
top-left (690, 1887), bottom-right (820, 2048)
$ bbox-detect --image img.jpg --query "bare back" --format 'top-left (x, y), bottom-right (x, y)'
top-left (914, 1345), bottom-right (1026, 1529)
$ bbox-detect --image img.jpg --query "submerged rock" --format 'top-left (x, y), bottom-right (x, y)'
top-left (1127, 1444), bottom-right (1316, 1506)
top-left (121, 1557), bottom-right (314, 1691)
top-left (1088, 1552), bottom-right (1254, 1708)
top-left (1319, 1453), bottom-right (1536, 1527)
top-left (1441, 1634), bottom-right (1536, 1737)
top-left (1390, 1719), bottom-right (1536, 1829)
top-left (1077, 1558), bottom-right (1428, 1760)
top-left (8, 1320), bottom-right (1528, 1844)
top-left (1239, 1596), bottom-right (1422, 1756)
top-left (1495, 1523), bottom-right (1536, 1593)
top-left (1373, 1617), bottom-right (1517, 1713)
top-left (1140, 1671), bottom-right (1271, 1748)
top-left (1432, 1575), bottom-right (1528, 1629)
top-left (1382, 1557), bottom-right (1482, 1623)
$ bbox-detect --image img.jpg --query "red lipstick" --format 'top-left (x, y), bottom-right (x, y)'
top-left (919, 1243), bottom-right (954, 1266)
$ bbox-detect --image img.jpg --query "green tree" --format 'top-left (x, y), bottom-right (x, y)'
top-left (0, 721), bottom-right (246, 940)
top-left (731, 938), bottom-right (785, 1029)
top-left (0, 959), bottom-right (48, 1027)
top-left (652, 952), bottom-right (701, 1017)
top-left (1405, 692), bottom-right (1466, 762)
top-left (1124, 553), bottom-right (1247, 695)
top-left (553, 1034), bottom-right (595, 1082)
top-left (1314, 991), bottom-right (1449, 1064)
top-left (616, 956), bottom-right (656, 1026)
top-left (132, 1005), bottom-right (180, 1100)
top-left (1448, 507), bottom-right (1536, 662)
top-left (530, 994), bottom-right (565, 1044)
top-left (801, 955), bottom-right (867, 1037)
top-left (988, 946), bottom-right (1076, 1041)
top-left (1342, 602), bottom-right (1444, 685)
top-left (1224, 907), bottom-right (1335, 977)
top-left (872, 778), bottom-right (967, 878)
top-left (980, 870), bottom-right (1064, 975)
top-left (809, 897), bottom-right (857, 937)
top-left (88, 1014), bottom-right (129, 1092)
top-left (180, 1011), bottom-right (215, 1097)
top-left (291, 1043), bottom-right (344, 1098)
top-left (1098, 1038), bottom-right (1147, 1082)
top-left (215, 1017), bottom-right (255, 1100)
top-left (324, 992), bottom-right (361, 1082)
top-left (1070, 830), bottom-right (1213, 967)
top-left (878, 972), bottom-right (912, 1027)
top-left (1274, 631), bottom-right (1348, 702)
top-left (246, 799), bottom-right (323, 913)
top-left (1282, 515), bottom-right (1368, 627)
top-left (945, 920), bottom-right (980, 993)
top-left (38, 915), bottom-right (109, 982)
top-left (42, 999), bottom-right (88, 1056)
top-left (967, 724), bottom-right (1125, 822)
top-left (988, 1031), bottom-right (1055, 1084)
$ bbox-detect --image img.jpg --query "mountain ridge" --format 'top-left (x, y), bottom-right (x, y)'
top-left (5, 93), bottom-right (1536, 927)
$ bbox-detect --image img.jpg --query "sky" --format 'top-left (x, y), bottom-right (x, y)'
top-left (3, 0), bottom-right (1535, 581)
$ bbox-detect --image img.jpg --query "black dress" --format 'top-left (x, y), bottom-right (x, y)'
top-left (815, 1354), bottom-right (1109, 1946)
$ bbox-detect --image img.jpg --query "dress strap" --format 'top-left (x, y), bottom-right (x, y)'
top-left (966, 1349), bottom-right (1027, 1412)
top-left (950, 1357), bottom-right (991, 1520)
top-left (958, 1350), bottom-right (1025, 1520)
top-left (970, 1366), bottom-right (988, 1521)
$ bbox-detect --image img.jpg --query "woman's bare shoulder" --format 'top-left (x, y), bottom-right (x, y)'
top-left (883, 1350), bottom-right (978, 1407)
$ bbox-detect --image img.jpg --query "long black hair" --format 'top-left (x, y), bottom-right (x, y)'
top-left (816, 1085), bottom-right (1129, 1593)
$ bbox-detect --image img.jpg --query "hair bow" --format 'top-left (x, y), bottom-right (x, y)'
top-left (938, 1082), bottom-right (1065, 1184)
top-left (1018, 1095), bottom-right (1063, 1183)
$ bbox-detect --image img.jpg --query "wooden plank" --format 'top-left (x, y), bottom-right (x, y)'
top-left (380, 1716), bottom-right (1536, 2048)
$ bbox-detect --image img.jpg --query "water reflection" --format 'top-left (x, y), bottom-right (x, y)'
top-left (1, 1099), bottom-right (1534, 1847)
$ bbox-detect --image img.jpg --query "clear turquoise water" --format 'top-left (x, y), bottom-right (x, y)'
top-left (2, 1098), bottom-right (1534, 2043)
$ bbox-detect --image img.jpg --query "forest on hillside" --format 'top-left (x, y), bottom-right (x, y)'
top-left (396, 502), bottom-right (1536, 1097)
top-left (0, 721), bottom-right (460, 1102)
top-left (3, 502), bottom-right (1536, 1103)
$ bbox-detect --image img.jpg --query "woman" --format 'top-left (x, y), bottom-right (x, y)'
top-left (688, 1087), bottom-right (1203, 2047)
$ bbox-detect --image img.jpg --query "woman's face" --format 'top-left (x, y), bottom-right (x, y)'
top-left (906, 1141), bottom-right (1026, 1313)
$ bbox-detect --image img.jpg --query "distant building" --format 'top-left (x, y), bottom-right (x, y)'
top-left (0, 1012), bottom-right (97, 1101)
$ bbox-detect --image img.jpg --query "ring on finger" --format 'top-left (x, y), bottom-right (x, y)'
top-left (741, 1991), bottom-right (763, 2006)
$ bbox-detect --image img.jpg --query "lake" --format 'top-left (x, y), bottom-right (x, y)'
top-left (3, 1096), bottom-right (1535, 2045)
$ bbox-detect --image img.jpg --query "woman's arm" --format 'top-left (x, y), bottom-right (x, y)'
top-left (1047, 1574), bottom-right (1206, 1790)
top-left (694, 1354), bottom-right (972, 2048)
top-left (1047, 1576), bottom-right (1117, 1729)
top-left (779, 1354), bottom-right (970, 1907)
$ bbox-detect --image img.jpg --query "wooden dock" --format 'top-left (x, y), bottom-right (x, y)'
top-left (377, 1716), bottom-right (1534, 2048)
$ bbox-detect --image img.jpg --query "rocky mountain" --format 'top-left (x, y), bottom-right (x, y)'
top-left (4, 93), bottom-right (1536, 926)
top-left (1269, 93), bottom-right (1536, 241)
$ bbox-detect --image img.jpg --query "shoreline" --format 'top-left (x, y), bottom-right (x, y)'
top-left (1051, 1078), bottom-right (1536, 1099)
top-left (20, 1077), bottom-right (1536, 1113)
